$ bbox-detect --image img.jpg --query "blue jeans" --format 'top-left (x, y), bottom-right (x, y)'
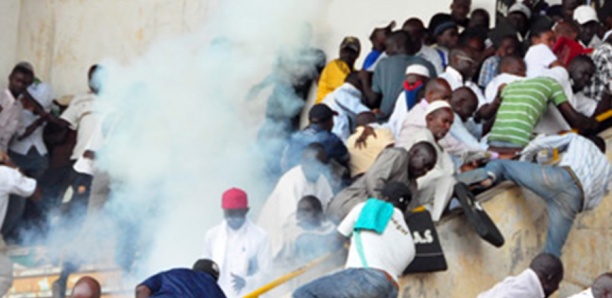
top-left (484, 160), bottom-right (583, 257)
top-left (293, 268), bottom-right (398, 298)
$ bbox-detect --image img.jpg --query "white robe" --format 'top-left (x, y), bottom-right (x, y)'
top-left (202, 218), bottom-right (270, 298)
top-left (257, 165), bottom-right (333, 257)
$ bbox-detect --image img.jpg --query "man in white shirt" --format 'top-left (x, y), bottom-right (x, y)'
top-left (202, 188), bottom-right (270, 298)
top-left (43, 65), bottom-right (102, 224)
top-left (478, 253), bottom-right (564, 298)
top-left (479, 134), bottom-right (612, 256)
top-left (258, 143), bottom-right (333, 257)
top-left (322, 72), bottom-right (371, 142)
top-left (293, 182), bottom-right (416, 298)
top-left (387, 64), bottom-right (431, 138)
top-left (402, 18), bottom-right (445, 75)
top-left (568, 272), bottom-right (612, 298)
top-left (0, 64), bottom-right (33, 152)
top-left (438, 46), bottom-right (486, 107)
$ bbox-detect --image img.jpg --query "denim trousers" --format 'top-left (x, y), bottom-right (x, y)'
top-left (484, 160), bottom-right (583, 257)
top-left (293, 268), bottom-right (398, 298)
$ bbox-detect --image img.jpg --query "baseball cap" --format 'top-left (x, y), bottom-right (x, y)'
top-left (15, 61), bottom-right (34, 73)
top-left (371, 20), bottom-right (396, 31)
top-left (508, 2), bottom-right (532, 19)
top-left (573, 5), bottom-right (598, 25)
top-left (193, 259), bottom-right (220, 281)
top-left (405, 64), bottom-right (431, 78)
top-left (221, 188), bottom-right (248, 210)
top-left (425, 100), bottom-right (452, 116)
top-left (379, 181), bottom-right (412, 203)
top-left (308, 104), bottom-right (337, 124)
top-left (340, 36), bottom-right (361, 53)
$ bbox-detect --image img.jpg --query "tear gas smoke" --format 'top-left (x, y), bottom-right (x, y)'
top-left (88, 0), bottom-right (329, 278)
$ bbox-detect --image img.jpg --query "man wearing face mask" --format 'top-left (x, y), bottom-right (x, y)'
top-left (202, 188), bottom-right (271, 298)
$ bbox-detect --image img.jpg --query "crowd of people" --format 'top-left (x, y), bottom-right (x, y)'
top-left (2, 0), bottom-right (612, 297)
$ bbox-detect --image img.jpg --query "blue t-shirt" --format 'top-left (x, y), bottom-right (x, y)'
top-left (140, 269), bottom-right (227, 298)
top-left (362, 50), bottom-right (382, 70)
top-left (284, 124), bottom-right (349, 171)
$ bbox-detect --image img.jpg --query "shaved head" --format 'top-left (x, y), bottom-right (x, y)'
top-left (425, 78), bottom-right (452, 103)
top-left (408, 141), bottom-right (437, 179)
top-left (450, 87), bottom-right (478, 122)
top-left (500, 55), bottom-right (526, 77)
top-left (592, 272), bottom-right (612, 298)
top-left (530, 253), bottom-right (564, 297)
top-left (70, 276), bottom-right (101, 298)
top-left (449, 46), bottom-right (477, 78)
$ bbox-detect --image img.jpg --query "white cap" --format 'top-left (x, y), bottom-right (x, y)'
top-left (508, 2), bottom-right (532, 19)
top-left (405, 64), bottom-right (431, 77)
top-left (26, 82), bottom-right (54, 111)
top-left (425, 100), bottom-right (452, 116)
top-left (573, 5), bottom-right (598, 25)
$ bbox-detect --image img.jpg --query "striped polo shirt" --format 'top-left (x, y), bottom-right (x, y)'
top-left (489, 77), bottom-right (568, 147)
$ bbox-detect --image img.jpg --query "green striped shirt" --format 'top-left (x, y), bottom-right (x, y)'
top-left (489, 77), bottom-right (568, 146)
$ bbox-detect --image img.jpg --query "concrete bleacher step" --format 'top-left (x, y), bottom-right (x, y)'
top-left (4, 247), bottom-right (131, 298)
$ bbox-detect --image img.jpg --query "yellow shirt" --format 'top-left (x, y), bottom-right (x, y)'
top-left (316, 59), bottom-right (351, 103)
top-left (347, 126), bottom-right (395, 177)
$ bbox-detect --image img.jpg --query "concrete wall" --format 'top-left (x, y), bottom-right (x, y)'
top-left (0, 0), bottom-right (21, 90)
top-left (14, 0), bottom-right (495, 97)
top-left (397, 149), bottom-right (612, 298)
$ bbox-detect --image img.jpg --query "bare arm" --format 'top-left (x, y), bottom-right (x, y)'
top-left (557, 102), bottom-right (599, 132)
top-left (359, 71), bottom-right (382, 109)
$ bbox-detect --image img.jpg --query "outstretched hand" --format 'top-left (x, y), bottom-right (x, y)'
top-left (231, 273), bottom-right (246, 293)
top-left (355, 126), bottom-right (377, 149)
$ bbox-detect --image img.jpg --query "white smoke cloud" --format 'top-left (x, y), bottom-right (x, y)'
top-left (92, 0), bottom-right (329, 279)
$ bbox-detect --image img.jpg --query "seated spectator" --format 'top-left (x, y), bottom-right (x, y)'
top-left (565, 55), bottom-right (610, 119)
top-left (402, 18), bottom-right (444, 75)
top-left (396, 78), bottom-right (452, 138)
top-left (448, 87), bottom-right (486, 151)
top-left (70, 276), bottom-right (101, 298)
top-left (478, 35), bottom-right (521, 88)
top-left (327, 142), bottom-right (436, 223)
top-left (568, 272), bottom-right (612, 298)
top-left (553, 20), bottom-right (593, 67)
top-left (202, 188), bottom-right (270, 297)
top-left (294, 182), bottom-right (416, 298)
top-left (487, 75), bottom-right (596, 151)
top-left (0, 152), bottom-right (37, 237)
top-left (322, 72), bottom-right (371, 142)
top-left (1, 64), bottom-right (33, 152)
top-left (387, 64), bottom-right (431, 136)
top-left (525, 25), bottom-right (561, 78)
top-left (479, 133), bottom-right (612, 256)
top-left (574, 5), bottom-right (603, 48)
top-left (398, 79), bottom-right (480, 161)
top-left (428, 13), bottom-right (459, 69)
top-left (585, 31), bottom-right (612, 103)
top-left (275, 195), bottom-right (339, 265)
top-left (362, 21), bottom-right (395, 71)
top-left (478, 253), bottom-right (564, 298)
top-left (316, 37), bottom-right (361, 103)
top-left (506, 2), bottom-right (532, 47)
top-left (450, 0), bottom-right (471, 29)
top-left (136, 259), bottom-right (226, 298)
top-left (438, 46), bottom-right (486, 107)
top-left (259, 143), bottom-right (333, 255)
top-left (396, 102), bottom-right (459, 221)
top-left (283, 104), bottom-right (348, 172)
top-left (346, 112), bottom-right (395, 179)
top-left (469, 8), bottom-right (490, 30)
top-left (361, 30), bottom-right (437, 121)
